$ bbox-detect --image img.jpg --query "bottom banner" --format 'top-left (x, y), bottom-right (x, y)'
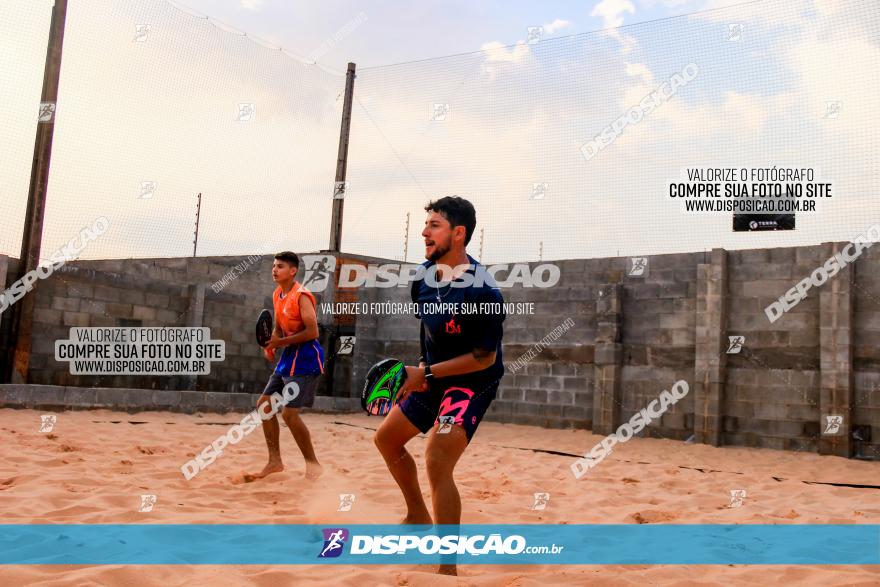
top-left (0, 524), bottom-right (877, 565)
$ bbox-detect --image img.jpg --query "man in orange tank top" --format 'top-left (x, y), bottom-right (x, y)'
top-left (243, 251), bottom-right (325, 482)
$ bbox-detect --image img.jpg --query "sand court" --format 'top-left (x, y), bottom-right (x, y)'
top-left (1, 407), bottom-right (878, 585)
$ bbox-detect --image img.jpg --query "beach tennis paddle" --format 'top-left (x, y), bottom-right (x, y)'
top-left (362, 358), bottom-right (407, 416)
top-left (255, 309), bottom-right (273, 347)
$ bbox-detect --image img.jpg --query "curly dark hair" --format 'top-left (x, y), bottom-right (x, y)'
top-left (424, 196), bottom-right (477, 245)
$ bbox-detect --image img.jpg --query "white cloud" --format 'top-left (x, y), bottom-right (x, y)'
top-left (688, 0), bottom-right (809, 25)
top-left (543, 18), bottom-right (572, 34)
top-left (591, 0), bottom-right (638, 52)
top-left (480, 40), bottom-right (530, 63)
top-left (624, 62), bottom-right (654, 84)
top-left (480, 19), bottom-right (569, 66)
top-left (783, 26), bottom-right (880, 143)
top-left (613, 62), bottom-right (783, 153)
top-left (591, 0), bottom-right (636, 29)
top-left (240, 0), bottom-right (263, 11)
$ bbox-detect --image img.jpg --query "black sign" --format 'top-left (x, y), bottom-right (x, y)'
top-left (733, 214), bottom-right (795, 232)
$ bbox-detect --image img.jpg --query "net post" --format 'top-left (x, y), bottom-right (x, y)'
top-left (9, 0), bottom-right (69, 384)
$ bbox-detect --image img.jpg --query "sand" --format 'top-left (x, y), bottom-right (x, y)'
top-left (1, 407), bottom-right (878, 586)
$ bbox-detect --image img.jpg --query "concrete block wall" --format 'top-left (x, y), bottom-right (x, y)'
top-left (852, 243), bottom-right (880, 459)
top-left (694, 250), bottom-right (727, 445)
top-left (722, 246), bottom-right (822, 452)
top-left (352, 245), bottom-right (879, 459)
top-left (8, 254), bottom-right (324, 393)
top-left (26, 259), bottom-right (193, 390)
top-left (488, 258), bottom-right (596, 429)
top-left (200, 255), bottom-right (279, 393)
top-left (0, 255), bottom-right (20, 372)
top-left (3, 241), bottom-right (880, 459)
top-left (13, 252), bottom-right (404, 394)
top-left (620, 252), bottom-right (700, 441)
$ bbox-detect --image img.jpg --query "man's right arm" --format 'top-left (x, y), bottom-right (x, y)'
top-left (398, 324), bottom-right (428, 401)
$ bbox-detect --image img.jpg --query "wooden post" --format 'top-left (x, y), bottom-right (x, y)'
top-left (321, 63), bottom-right (356, 398)
top-left (328, 62), bottom-right (356, 253)
top-left (9, 0), bottom-right (69, 383)
top-left (192, 192), bottom-right (202, 257)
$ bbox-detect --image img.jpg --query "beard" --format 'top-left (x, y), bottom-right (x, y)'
top-left (426, 239), bottom-right (451, 262)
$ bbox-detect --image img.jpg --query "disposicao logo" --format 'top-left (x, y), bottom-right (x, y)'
top-left (319, 528), bottom-right (349, 558)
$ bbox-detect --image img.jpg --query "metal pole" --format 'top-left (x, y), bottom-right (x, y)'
top-left (8, 0), bottom-right (69, 383)
top-left (403, 212), bottom-right (410, 262)
top-left (193, 192), bottom-right (202, 257)
top-left (328, 63), bottom-right (356, 252)
top-left (321, 63), bottom-right (356, 399)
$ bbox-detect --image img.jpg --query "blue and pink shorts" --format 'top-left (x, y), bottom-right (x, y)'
top-left (398, 377), bottom-right (501, 442)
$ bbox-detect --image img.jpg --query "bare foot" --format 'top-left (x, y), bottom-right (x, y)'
top-left (438, 564), bottom-right (457, 576)
top-left (401, 512), bottom-right (433, 525)
top-left (241, 461), bottom-right (284, 483)
top-left (305, 460), bottom-right (323, 480)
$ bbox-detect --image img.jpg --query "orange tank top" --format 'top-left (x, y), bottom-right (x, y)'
top-left (273, 282), bottom-right (317, 337)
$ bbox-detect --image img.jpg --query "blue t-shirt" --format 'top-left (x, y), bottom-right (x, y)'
top-left (412, 254), bottom-right (505, 386)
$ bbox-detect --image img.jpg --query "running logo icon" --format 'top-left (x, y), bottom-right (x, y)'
top-left (727, 336), bottom-right (745, 354)
top-left (337, 494), bottom-right (355, 512)
top-left (133, 24), bottom-right (150, 42)
top-left (526, 26), bottom-right (543, 44)
top-left (236, 103), bottom-right (256, 122)
top-left (138, 181), bottom-right (157, 200)
top-left (333, 181), bottom-right (347, 200)
top-left (38, 102), bottom-right (56, 123)
top-left (728, 489), bottom-right (746, 508)
top-left (337, 336), bottom-right (355, 355)
top-left (437, 415), bottom-right (455, 434)
top-left (319, 528), bottom-right (349, 558)
top-left (301, 255), bottom-right (336, 292)
top-left (39, 415), bottom-right (56, 433)
top-left (138, 494), bottom-right (157, 512)
top-left (823, 100), bottom-right (842, 119)
top-left (823, 415), bottom-right (844, 435)
top-left (629, 257), bottom-right (648, 277)
top-left (429, 103), bottom-right (451, 122)
top-left (530, 182), bottom-right (547, 200)
top-left (727, 23), bottom-right (743, 41)
top-left (531, 492), bottom-right (550, 510)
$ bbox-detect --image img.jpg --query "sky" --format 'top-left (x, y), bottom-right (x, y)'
top-left (1, 0), bottom-right (877, 264)
top-left (168, 0), bottom-right (706, 73)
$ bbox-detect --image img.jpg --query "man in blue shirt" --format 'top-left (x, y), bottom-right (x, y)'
top-left (374, 196), bottom-right (505, 576)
